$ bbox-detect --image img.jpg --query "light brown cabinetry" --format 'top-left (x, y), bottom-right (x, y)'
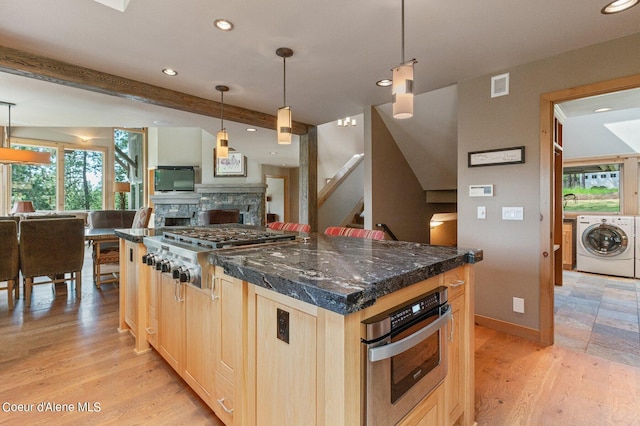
top-left (242, 264), bottom-right (475, 426)
top-left (130, 250), bottom-right (475, 425)
top-left (158, 273), bottom-right (185, 372)
top-left (398, 383), bottom-right (445, 426)
top-left (119, 239), bottom-right (150, 354)
top-left (444, 267), bottom-right (473, 426)
top-left (562, 219), bottom-right (576, 270)
top-left (183, 284), bottom-right (215, 405)
top-left (146, 268), bottom-right (159, 348)
top-left (211, 267), bottom-right (243, 425)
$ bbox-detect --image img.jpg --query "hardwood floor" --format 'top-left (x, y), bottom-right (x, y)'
top-left (0, 248), bottom-right (222, 425)
top-left (3, 251), bottom-right (639, 425)
top-left (475, 270), bottom-right (640, 426)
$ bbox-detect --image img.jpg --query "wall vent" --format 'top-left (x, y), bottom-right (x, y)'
top-left (491, 73), bottom-right (510, 98)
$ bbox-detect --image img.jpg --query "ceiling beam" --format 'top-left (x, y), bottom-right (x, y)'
top-left (0, 44), bottom-right (310, 135)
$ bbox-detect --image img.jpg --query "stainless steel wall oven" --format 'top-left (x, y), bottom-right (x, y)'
top-left (362, 286), bottom-right (450, 425)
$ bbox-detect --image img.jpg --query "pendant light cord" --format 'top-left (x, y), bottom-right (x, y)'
top-left (7, 104), bottom-right (11, 143)
top-left (220, 91), bottom-right (224, 129)
top-left (401, 0), bottom-right (405, 64)
top-left (283, 56), bottom-right (287, 106)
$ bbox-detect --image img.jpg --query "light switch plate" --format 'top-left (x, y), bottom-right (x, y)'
top-left (477, 206), bottom-right (486, 219)
top-left (502, 207), bottom-right (523, 221)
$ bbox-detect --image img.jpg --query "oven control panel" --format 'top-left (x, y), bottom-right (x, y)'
top-left (390, 287), bottom-right (447, 330)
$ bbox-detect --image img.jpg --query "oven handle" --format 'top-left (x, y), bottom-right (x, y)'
top-left (368, 309), bottom-right (451, 363)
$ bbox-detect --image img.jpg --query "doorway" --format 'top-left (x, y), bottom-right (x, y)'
top-left (265, 175), bottom-right (289, 224)
top-left (540, 74), bottom-right (640, 345)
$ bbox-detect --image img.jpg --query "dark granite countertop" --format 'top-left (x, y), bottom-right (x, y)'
top-left (114, 227), bottom-right (156, 243)
top-left (209, 234), bottom-right (482, 315)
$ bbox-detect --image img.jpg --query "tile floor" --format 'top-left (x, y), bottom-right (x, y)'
top-left (555, 270), bottom-right (640, 368)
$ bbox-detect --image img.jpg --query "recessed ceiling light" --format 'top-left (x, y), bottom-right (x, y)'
top-left (601, 0), bottom-right (638, 14)
top-left (594, 107), bottom-right (613, 113)
top-left (376, 79), bottom-right (393, 87)
top-left (162, 68), bottom-right (178, 76)
top-left (269, 151), bottom-right (278, 155)
top-left (246, 127), bottom-right (257, 132)
top-left (214, 19), bottom-right (234, 31)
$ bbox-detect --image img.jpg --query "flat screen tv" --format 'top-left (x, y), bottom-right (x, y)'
top-left (154, 166), bottom-right (195, 192)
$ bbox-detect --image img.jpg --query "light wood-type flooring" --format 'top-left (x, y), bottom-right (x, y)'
top-left (475, 271), bottom-right (640, 426)
top-left (0, 248), bottom-right (223, 425)
top-left (2, 250), bottom-right (639, 425)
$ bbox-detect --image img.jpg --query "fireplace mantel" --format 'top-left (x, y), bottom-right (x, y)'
top-left (195, 183), bottom-right (266, 194)
top-left (150, 183), bottom-right (266, 227)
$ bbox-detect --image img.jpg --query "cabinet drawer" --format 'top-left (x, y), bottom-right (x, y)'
top-left (444, 267), bottom-right (466, 300)
top-left (213, 371), bottom-right (234, 425)
top-left (146, 316), bottom-right (158, 348)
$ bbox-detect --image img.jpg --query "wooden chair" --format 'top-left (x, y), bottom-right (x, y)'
top-left (267, 221), bottom-right (311, 233)
top-left (0, 220), bottom-right (20, 309)
top-left (92, 207), bottom-right (152, 288)
top-left (19, 218), bottom-right (85, 308)
top-left (198, 209), bottom-right (240, 225)
top-left (324, 226), bottom-right (385, 240)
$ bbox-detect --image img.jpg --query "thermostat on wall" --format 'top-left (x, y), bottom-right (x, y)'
top-left (469, 184), bottom-right (494, 197)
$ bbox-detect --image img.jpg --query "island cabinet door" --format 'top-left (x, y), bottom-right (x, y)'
top-left (146, 268), bottom-right (160, 349)
top-left (211, 269), bottom-right (243, 425)
top-left (183, 284), bottom-right (215, 406)
top-left (444, 266), bottom-right (472, 426)
top-left (124, 240), bottom-right (139, 333)
top-left (158, 273), bottom-right (185, 373)
top-left (249, 289), bottom-right (318, 426)
top-left (397, 383), bottom-right (445, 426)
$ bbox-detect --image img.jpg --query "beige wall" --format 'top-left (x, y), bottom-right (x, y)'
top-left (458, 32), bottom-right (640, 331)
top-left (368, 107), bottom-right (429, 243)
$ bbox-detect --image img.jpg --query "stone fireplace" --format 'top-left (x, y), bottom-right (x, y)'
top-left (151, 183), bottom-right (266, 228)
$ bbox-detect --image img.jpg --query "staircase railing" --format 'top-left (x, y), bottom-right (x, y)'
top-left (376, 223), bottom-right (399, 241)
top-left (318, 153), bottom-right (364, 208)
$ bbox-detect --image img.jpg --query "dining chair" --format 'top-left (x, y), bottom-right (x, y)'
top-left (0, 220), bottom-right (20, 309)
top-left (93, 206), bottom-right (152, 288)
top-left (324, 226), bottom-right (385, 240)
top-left (19, 218), bottom-right (85, 308)
top-left (267, 221), bottom-right (311, 233)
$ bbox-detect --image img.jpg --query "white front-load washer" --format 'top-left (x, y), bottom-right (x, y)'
top-left (576, 215), bottom-right (634, 278)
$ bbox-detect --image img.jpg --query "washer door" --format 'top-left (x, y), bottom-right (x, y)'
top-left (581, 223), bottom-right (629, 257)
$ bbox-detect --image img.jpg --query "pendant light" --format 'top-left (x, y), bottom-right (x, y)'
top-left (0, 101), bottom-right (51, 165)
top-left (276, 47), bottom-right (294, 144)
top-left (392, 0), bottom-right (417, 119)
top-left (215, 85), bottom-right (229, 158)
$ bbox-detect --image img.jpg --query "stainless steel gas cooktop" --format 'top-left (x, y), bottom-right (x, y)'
top-left (161, 226), bottom-right (297, 249)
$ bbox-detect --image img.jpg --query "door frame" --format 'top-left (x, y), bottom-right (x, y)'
top-left (539, 73), bottom-right (640, 345)
top-left (265, 174), bottom-right (289, 223)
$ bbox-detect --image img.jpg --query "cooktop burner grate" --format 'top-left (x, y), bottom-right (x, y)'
top-left (162, 226), bottom-right (296, 249)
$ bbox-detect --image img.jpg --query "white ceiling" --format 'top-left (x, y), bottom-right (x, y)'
top-left (1, 0), bottom-right (639, 167)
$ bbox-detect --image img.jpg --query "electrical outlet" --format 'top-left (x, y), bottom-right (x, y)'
top-left (513, 297), bottom-right (525, 314)
top-left (477, 206), bottom-right (486, 219)
top-left (277, 308), bottom-right (290, 344)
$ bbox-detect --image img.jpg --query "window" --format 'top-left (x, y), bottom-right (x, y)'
top-left (563, 163), bottom-right (621, 213)
top-left (10, 145), bottom-right (57, 210)
top-left (10, 142), bottom-right (105, 212)
top-left (114, 129), bottom-right (145, 210)
top-left (64, 148), bottom-right (104, 210)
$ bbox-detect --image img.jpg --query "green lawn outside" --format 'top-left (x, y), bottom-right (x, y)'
top-left (562, 187), bottom-right (619, 212)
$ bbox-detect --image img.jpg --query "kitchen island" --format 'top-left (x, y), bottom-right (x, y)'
top-left (116, 228), bottom-right (482, 425)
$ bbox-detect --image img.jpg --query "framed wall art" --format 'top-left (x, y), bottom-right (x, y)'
top-left (468, 146), bottom-right (525, 167)
top-left (214, 150), bottom-right (247, 177)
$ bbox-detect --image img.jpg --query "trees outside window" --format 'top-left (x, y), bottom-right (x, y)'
top-left (11, 143), bottom-right (104, 212)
